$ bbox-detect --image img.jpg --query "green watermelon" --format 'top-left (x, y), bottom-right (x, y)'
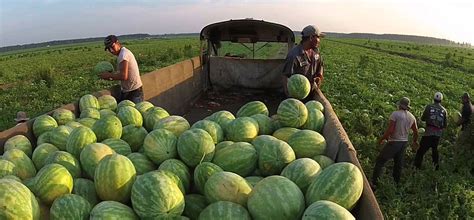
top-left (127, 152), bottom-right (157, 175)
top-left (99, 109), bottom-right (116, 118)
top-left (53, 108), bottom-right (76, 125)
top-left (2, 174), bottom-right (21, 182)
top-left (73, 178), bottom-right (99, 206)
top-left (158, 170), bottom-right (187, 194)
top-left (154, 115), bottom-right (190, 137)
top-left (256, 138), bottom-right (295, 176)
top-left (135, 101), bottom-right (154, 116)
top-left (32, 143), bottom-right (59, 170)
top-left (34, 163), bottom-right (74, 205)
top-left (143, 129), bottom-right (177, 164)
top-left (90, 201), bottom-right (138, 220)
top-left (50, 194), bottom-right (92, 220)
top-left (80, 108), bottom-right (101, 120)
top-left (226, 117), bottom-right (259, 142)
top-left (33, 115), bottom-right (58, 137)
top-left (312, 155), bottom-right (334, 169)
top-left (77, 118), bottom-right (97, 128)
top-left (117, 100), bottom-right (136, 109)
top-left (102, 138), bottom-right (132, 155)
top-left (94, 61), bottom-right (114, 74)
top-left (177, 128), bottom-right (215, 167)
top-left (91, 115), bottom-right (122, 141)
top-left (287, 130), bottom-right (326, 158)
top-left (204, 171), bottom-right (252, 207)
top-left (2, 149), bottom-right (36, 180)
top-left (215, 141), bottom-right (234, 152)
top-left (4, 135), bottom-right (32, 157)
top-left (98, 94), bottom-right (118, 111)
top-left (49, 125), bottom-right (73, 151)
top-left (287, 74), bottom-right (311, 100)
top-left (79, 94), bottom-right (100, 112)
top-left (44, 151), bottom-right (82, 178)
top-left (270, 114), bottom-right (283, 131)
top-left (66, 121), bottom-right (84, 129)
top-left (305, 100), bottom-right (324, 113)
top-left (121, 125), bottom-right (148, 152)
top-left (209, 110), bottom-right (235, 131)
top-left (273, 127), bottom-right (300, 142)
top-left (306, 162), bottom-right (363, 210)
top-left (80, 143), bottom-right (115, 179)
top-left (66, 126), bottom-right (97, 158)
top-left (191, 120), bottom-right (224, 144)
top-left (302, 200), bottom-right (355, 220)
top-left (280, 158), bottom-right (322, 192)
top-left (212, 142), bottom-right (257, 177)
top-left (247, 176), bottom-right (305, 220)
top-left (94, 154), bottom-right (136, 203)
top-left (158, 159), bottom-right (191, 193)
top-left (184, 194), bottom-right (209, 220)
top-left (144, 107), bottom-right (170, 131)
top-left (303, 108), bottom-right (325, 132)
top-left (251, 135), bottom-right (279, 153)
top-left (193, 162), bottom-right (223, 194)
top-left (198, 201), bottom-right (251, 220)
top-left (0, 159), bottom-right (17, 178)
top-left (236, 101), bottom-right (269, 117)
top-left (117, 106), bottom-right (143, 127)
top-left (36, 131), bottom-right (52, 146)
top-left (250, 114), bottom-right (274, 135)
top-left (0, 179), bottom-right (40, 220)
top-left (244, 176), bottom-right (263, 188)
top-left (277, 98), bottom-right (308, 128)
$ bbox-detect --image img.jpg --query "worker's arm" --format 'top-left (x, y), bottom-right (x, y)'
top-left (314, 56), bottom-right (324, 87)
top-left (411, 121), bottom-right (419, 146)
top-left (378, 120), bottom-right (396, 145)
top-left (100, 60), bottom-right (129, 81)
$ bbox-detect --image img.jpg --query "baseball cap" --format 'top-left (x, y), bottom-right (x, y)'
top-left (397, 97), bottom-right (411, 110)
top-left (104, 35), bottom-right (118, 51)
top-left (302, 25), bottom-right (325, 38)
top-left (434, 92), bottom-right (443, 101)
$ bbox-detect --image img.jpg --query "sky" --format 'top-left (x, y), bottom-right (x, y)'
top-left (0, 0), bottom-right (473, 47)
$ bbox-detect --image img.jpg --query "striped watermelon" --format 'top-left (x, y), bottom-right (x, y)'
top-left (212, 142), bottom-right (258, 177)
top-left (199, 201), bottom-right (251, 220)
top-left (102, 138), bottom-right (132, 155)
top-left (184, 194), bottom-right (209, 220)
top-left (91, 115), bottom-right (122, 141)
top-left (80, 143), bottom-right (114, 179)
top-left (280, 158), bottom-right (322, 192)
top-left (73, 178), bottom-right (99, 206)
top-left (79, 94), bottom-right (100, 111)
top-left (226, 117), bottom-right (259, 142)
top-left (193, 162), bottom-right (223, 194)
top-left (287, 130), bottom-right (326, 158)
top-left (305, 100), bottom-right (324, 113)
top-left (34, 163), bottom-right (74, 205)
top-left (273, 127), bottom-right (300, 142)
top-left (245, 176), bottom-right (263, 188)
top-left (36, 131), bottom-right (52, 146)
top-left (144, 107), bottom-right (170, 131)
top-left (158, 170), bottom-right (187, 194)
top-left (131, 171), bottom-right (185, 218)
top-left (66, 126), bottom-right (97, 158)
top-left (2, 149), bottom-right (36, 180)
top-left (287, 74), bottom-right (311, 100)
top-left (0, 159), bottom-right (17, 178)
top-left (143, 129), bottom-right (177, 164)
top-left (302, 200), bottom-right (355, 220)
top-left (303, 108), bottom-right (325, 132)
top-left (306, 162), bottom-right (363, 210)
top-left (117, 100), bottom-right (136, 109)
top-left (236, 101), bottom-right (269, 117)
top-left (90, 201), bottom-right (138, 220)
top-left (270, 114), bottom-right (282, 131)
top-left (177, 128), bottom-right (215, 167)
top-left (158, 159), bottom-right (191, 193)
top-left (4, 135), bottom-right (32, 157)
top-left (127, 152), bottom-right (157, 175)
top-left (44, 151), bottom-right (82, 178)
top-left (121, 125), bottom-right (148, 152)
top-left (66, 121), bottom-right (84, 129)
top-left (98, 95), bottom-right (118, 111)
top-left (256, 138), bottom-right (295, 176)
top-left (2, 175), bottom-right (21, 182)
top-left (94, 154), bottom-right (137, 203)
top-left (250, 114), bottom-right (274, 135)
top-left (247, 176), bottom-right (305, 220)
top-left (191, 120), bottom-right (224, 144)
top-left (209, 110), bottom-right (235, 131)
top-left (117, 106), bottom-right (143, 127)
top-left (80, 108), bottom-right (101, 120)
top-left (49, 125), bottom-right (73, 151)
top-left (77, 118), bottom-right (97, 128)
top-left (99, 109), bottom-right (116, 118)
top-left (135, 101), bottom-right (154, 116)
top-left (215, 140), bottom-right (234, 152)
top-left (0, 179), bottom-right (40, 220)
top-left (312, 155), bottom-right (334, 169)
top-left (251, 135), bottom-right (279, 153)
top-left (53, 108), bottom-right (76, 125)
top-left (33, 115), bottom-right (58, 137)
top-left (50, 194), bottom-right (92, 220)
top-left (204, 171), bottom-right (252, 206)
top-left (154, 115), bottom-right (190, 137)
top-left (277, 98), bottom-right (308, 128)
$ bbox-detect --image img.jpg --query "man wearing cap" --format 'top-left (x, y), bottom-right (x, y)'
top-left (100, 35), bottom-right (143, 103)
top-left (414, 92), bottom-right (447, 170)
top-left (282, 25), bottom-right (325, 101)
top-left (454, 92), bottom-right (473, 173)
top-left (14, 111), bottom-right (29, 126)
top-left (371, 97), bottom-right (418, 188)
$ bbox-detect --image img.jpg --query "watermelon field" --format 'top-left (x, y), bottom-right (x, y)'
top-left (0, 36), bottom-right (473, 219)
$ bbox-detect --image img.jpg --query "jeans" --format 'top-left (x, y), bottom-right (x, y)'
top-left (414, 136), bottom-right (440, 169)
top-left (372, 141), bottom-right (408, 185)
top-left (121, 87), bottom-right (144, 103)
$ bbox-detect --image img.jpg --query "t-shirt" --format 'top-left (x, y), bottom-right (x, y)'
top-left (282, 44), bottom-right (323, 88)
top-left (117, 47), bottom-right (142, 92)
top-left (388, 110), bottom-right (416, 142)
top-left (461, 102), bottom-right (473, 130)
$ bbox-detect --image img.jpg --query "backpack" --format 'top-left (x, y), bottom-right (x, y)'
top-left (425, 104), bottom-right (446, 128)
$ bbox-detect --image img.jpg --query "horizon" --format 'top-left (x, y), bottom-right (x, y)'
top-left (1, 0), bottom-right (473, 47)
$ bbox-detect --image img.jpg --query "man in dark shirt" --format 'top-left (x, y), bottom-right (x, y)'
top-left (458, 92), bottom-right (473, 131)
top-left (282, 25), bottom-right (324, 102)
top-left (455, 92), bottom-right (473, 173)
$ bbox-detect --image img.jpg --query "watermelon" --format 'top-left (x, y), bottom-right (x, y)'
top-left (204, 171), bottom-right (252, 206)
top-left (66, 121), bottom-right (84, 129)
top-left (33, 115), bottom-right (58, 137)
top-left (280, 158), bottom-right (322, 192)
top-left (273, 127), bottom-right (300, 142)
top-left (251, 135), bottom-right (279, 153)
top-left (53, 108), bottom-right (76, 125)
top-left (4, 135), bottom-right (32, 157)
top-left (143, 129), bottom-right (177, 164)
top-left (215, 140), bottom-right (234, 152)
top-left (117, 100), bottom-right (136, 109)
top-left (99, 109), bottom-right (116, 118)
top-left (302, 200), bottom-right (355, 220)
top-left (34, 163), bottom-right (74, 205)
top-left (91, 115), bottom-right (122, 141)
top-left (303, 108), bottom-right (325, 132)
top-left (277, 98), bottom-right (308, 128)
top-left (44, 151), bottom-right (82, 178)
top-left (117, 106), bottom-right (143, 127)
top-left (127, 152), bottom-right (157, 175)
top-left (36, 131), bottom-right (52, 146)
top-left (66, 126), bottom-right (97, 158)
top-left (158, 170), bottom-right (187, 194)
top-left (312, 155), bottom-right (334, 169)
top-left (305, 100), bottom-right (324, 113)
top-left (245, 176), bottom-right (263, 188)
top-left (2, 174), bottom-right (21, 182)
top-left (236, 101), bottom-right (269, 117)
top-left (270, 114), bottom-right (283, 131)
top-left (184, 194), bottom-right (209, 220)
top-left (212, 142), bottom-right (258, 177)
top-left (154, 115), bottom-right (190, 137)
top-left (135, 101), bottom-right (154, 116)
top-left (306, 162), bottom-right (363, 210)
top-left (79, 94), bottom-right (100, 112)
top-left (131, 171), bottom-right (185, 218)
top-left (144, 107), bottom-right (170, 131)
top-left (193, 162), bottom-right (223, 194)
top-left (50, 194), bottom-right (92, 220)
top-left (98, 94), bottom-right (118, 111)
top-left (32, 143), bottom-right (59, 170)
top-left (226, 117), bottom-right (259, 142)
top-left (287, 130), bottom-right (326, 158)
top-left (250, 114), bottom-right (274, 135)
top-left (209, 110), bottom-right (235, 131)
top-left (102, 138), bottom-right (132, 155)
top-left (191, 120), bottom-right (224, 144)
top-left (158, 159), bottom-right (191, 193)
top-left (77, 118), bottom-right (97, 128)
top-left (177, 128), bottom-right (215, 167)
top-left (199, 201), bottom-right (251, 220)
top-left (121, 125), bottom-right (148, 152)
top-left (247, 176), bottom-right (305, 220)
top-left (80, 143), bottom-right (115, 179)
top-left (94, 61), bottom-right (114, 74)
top-left (0, 179), bottom-right (40, 220)
top-left (287, 74), bottom-right (311, 100)
top-left (90, 201), bottom-right (138, 220)
top-left (73, 178), bottom-right (99, 206)
top-left (94, 154), bottom-right (137, 203)
top-left (0, 159), bottom-right (17, 178)
top-left (256, 137), bottom-right (295, 176)
top-left (49, 125), bottom-right (73, 151)
top-left (2, 149), bottom-right (36, 180)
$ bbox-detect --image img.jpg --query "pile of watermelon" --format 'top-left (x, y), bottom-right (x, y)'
top-left (0, 93), bottom-right (363, 220)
